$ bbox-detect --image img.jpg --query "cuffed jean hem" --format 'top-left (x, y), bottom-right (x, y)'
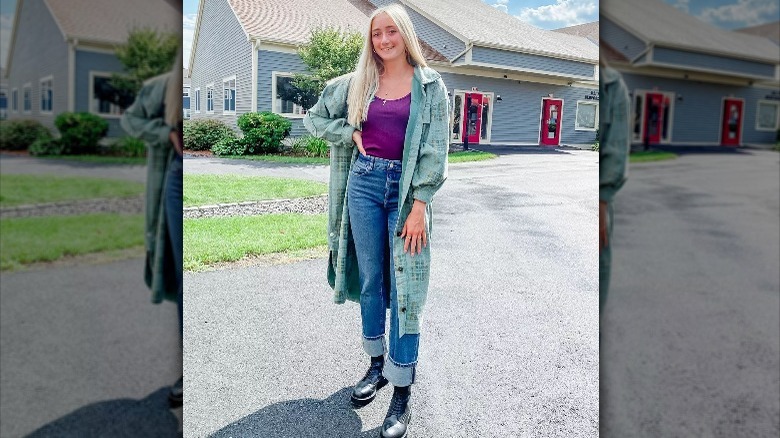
top-left (383, 357), bottom-right (416, 387)
top-left (363, 334), bottom-right (387, 357)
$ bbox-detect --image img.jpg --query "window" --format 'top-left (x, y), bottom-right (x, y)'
top-left (756, 100), bottom-right (780, 131)
top-left (575, 101), bottom-right (598, 131)
top-left (273, 73), bottom-right (307, 116)
top-left (206, 84), bottom-right (214, 113)
top-left (90, 72), bottom-right (122, 116)
top-left (22, 84), bottom-right (31, 113)
top-left (194, 88), bottom-right (200, 112)
top-left (0, 90), bottom-right (7, 119)
top-left (11, 88), bottom-right (17, 112)
top-left (183, 86), bottom-right (190, 97)
top-left (40, 76), bottom-right (53, 113)
top-left (223, 76), bottom-right (236, 114)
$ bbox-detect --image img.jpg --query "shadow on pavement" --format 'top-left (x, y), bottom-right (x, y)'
top-left (465, 144), bottom-right (576, 156)
top-left (211, 387), bottom-right (381, 438)
top-left (634, 145), bottom-right (757, 155)
top-left (25, 388), bottom-right (181, 438)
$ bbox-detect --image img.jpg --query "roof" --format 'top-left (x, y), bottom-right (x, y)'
top-left (734, 21), bottom-right (780, 44)
top-left (553, 21), bottom-right (599, 45)
top-left (43, 0), bottom-right (180, 45)
top-left (600, 41), bottom-right (629, 63)
top-left (601, 0), bottom-right (779, 63)
top-left (401, 0), bottom-right (598, 62)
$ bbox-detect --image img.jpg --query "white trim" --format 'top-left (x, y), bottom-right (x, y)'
top-left (470, 41), bottom-right (597, 65)
top-left (631, 89), bottom-right (676, 145)
top-left (87, 71), bottom-right (123, 118)
top-left (251, 40), bottom-right (259, 112)
top-left (68, 41), bottom-right (75, 111)
top-left (183, 85), bottom-right (190, 97)
top-left (464, 61), bottom-right (595, 82)
top-left (435, 63), bottom-right (597, 88)
top-left (539, 97), bottom-right (565, 145)
top-left (205, 83), bottom-right (215, 114)
top-left (271, 72), bottom-right (308, 116)
top-left (43, 0), bottom-right (68, 42)
top-left (222, 75), bottom-right (237, 115)
top-left (450, 89), bottom-right (494, 144)
top-left (193, 87), bottom-right (201, 113)
top-left (755, 99), bottom-right (780, 131)
top-left (719, 96), bottom-right (745, 146)
top-left (39, 75), bottom-right (54, 114)
top-left (638, 52), bottom-right (775, 82)
top-left (22, 82), bottom-right (32, 114)
top-left (74, 45), bottom-right (117, 55)
top-left (255, 40), bottom-right (298, 54)
top-left (574, 100), bottom-right (598, 131)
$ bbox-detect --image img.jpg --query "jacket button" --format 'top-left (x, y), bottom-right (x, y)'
top-left (401, 307), bottom-right (406, 313)
top-left (397, 266), bottom-right (403, 272)
top-left (396, 231), bottom-right (402, 237)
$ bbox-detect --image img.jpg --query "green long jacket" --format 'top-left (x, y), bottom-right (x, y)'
top-left (599, 66), bottom-right (630, 203)
top-left (303, 66), bottom-right (450, 337)
top-left (120, 73), bottom-right (178, 304)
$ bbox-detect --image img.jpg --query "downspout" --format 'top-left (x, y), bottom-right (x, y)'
top-left (251, 38), bottom-right (258, 112)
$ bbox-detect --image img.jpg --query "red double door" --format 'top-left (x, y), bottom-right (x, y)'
top-left (721, 98), bottom-right (743, 146)
top-left (540, 99), bottom-right (562, 146)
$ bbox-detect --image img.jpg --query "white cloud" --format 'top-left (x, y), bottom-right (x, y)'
top-left (698, 0), bottom-right (779, 28)
top-left (671, 0), bottom-right (690, 13)
top-left (482, 0), bottom-right (510, 14)
top-left (493, 4), bottom-right (509, 13)
top-left (515, 0), bottom-right (598, 29)
top-left (1, 14), bottom-right (13, 70)
top-left (182, 13), bottom-right (197, 69)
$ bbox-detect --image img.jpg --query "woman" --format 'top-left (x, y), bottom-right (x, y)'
top-left (120, 50), bottom-right (184, 407)
top-left (599, 51), bottom-right (630, 314)
top-left (304, 4), bottom-right (449, 437)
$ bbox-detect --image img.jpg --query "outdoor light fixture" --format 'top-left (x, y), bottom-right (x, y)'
top-left (677, 93), bottom-right (683, 102)
top-left (496, 95), bottom-right (502, 102)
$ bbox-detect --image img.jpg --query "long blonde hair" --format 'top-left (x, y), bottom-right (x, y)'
top-left (346, 4), bottom-right (427, 126)
top-left (164, 49), bottom-right (183, 128)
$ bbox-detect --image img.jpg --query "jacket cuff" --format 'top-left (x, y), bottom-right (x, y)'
top-left (599, 187), bottom-right (616, 202)
top-left (413, 186), bottom-right (435, 204)
top-left (342, 125), bottom-right (356, 146)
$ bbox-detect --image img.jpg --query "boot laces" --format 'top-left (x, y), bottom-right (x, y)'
top-left (387, 391), bottom-right (408, 417)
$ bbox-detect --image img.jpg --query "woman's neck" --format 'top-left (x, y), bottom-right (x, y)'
top-left (381, 59), bottom-right (414, 80)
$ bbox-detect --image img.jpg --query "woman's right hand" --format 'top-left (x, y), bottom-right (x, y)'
top-left (352, 130), bottom-right (367, 156)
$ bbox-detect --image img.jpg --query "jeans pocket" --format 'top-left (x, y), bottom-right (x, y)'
top-left (350, 155), bottom-right (371, 176)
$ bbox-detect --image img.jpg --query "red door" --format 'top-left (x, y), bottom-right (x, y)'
top-left (540, 99), bottom-right (562, 146)
top-left (463, 93), bottom-right (483, 144)
top-left (721, 98), bottom-right (743, 146)
top-left (644, 93), bottom-right (665, 145)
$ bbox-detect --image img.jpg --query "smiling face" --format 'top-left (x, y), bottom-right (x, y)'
top-left (371, 12), bottom-right (407, 64)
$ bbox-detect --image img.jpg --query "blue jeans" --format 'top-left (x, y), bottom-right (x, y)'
top-left (165, 153), bottom-right (183, 342)
top-left (347, 154), bottom-right (419, 387)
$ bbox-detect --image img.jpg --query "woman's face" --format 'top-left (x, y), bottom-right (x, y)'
top-left (371, 13), bottom-right (407, 64)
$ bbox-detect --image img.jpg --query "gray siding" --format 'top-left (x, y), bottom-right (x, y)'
top-left (369, 0), bottom-right (466, 60)
top-left (601, 17), bottom-right (647, 61)
top-left (472, 46), bottom-right (594, 78)
top-left (256, 50), bottom-right (309, 137)
top-left (189, 0), bottom-right (253, 130)
top-left (74, 50), bottom-right (126, 137)
top-left (439, 72), bottom-right (598, 145)
top-left (5, 0), bottom-right (69, 132)
top-left (620, 72), bottom-right (778, 145)
top-left (653, 47), bottom-right (776, 79)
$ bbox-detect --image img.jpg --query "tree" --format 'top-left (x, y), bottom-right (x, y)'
top-left (277, 27), bottom-right (363, 109)
top-left (95, 28), bottom-right (179, 109)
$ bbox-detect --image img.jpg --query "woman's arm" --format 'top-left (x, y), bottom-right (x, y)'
top-left (120, 78), bottom-right (172, 148)
top-left (411, 78), bottom-right (449, 204)
top-left (303, 76), bottom-right (357, 148)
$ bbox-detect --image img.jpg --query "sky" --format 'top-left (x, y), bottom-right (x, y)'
top-left (1, 0), bottom-right (778, 70)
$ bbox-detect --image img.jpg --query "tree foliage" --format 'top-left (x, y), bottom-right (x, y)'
top-left (277, 27), bottom-right (363, 109)
top-left (98, 28), bottom-right (179, 109)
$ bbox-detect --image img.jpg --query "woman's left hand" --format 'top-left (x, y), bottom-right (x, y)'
top-left (401, 200), bottom-right (427, 256)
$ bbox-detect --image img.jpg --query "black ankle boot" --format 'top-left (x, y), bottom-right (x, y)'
top-left (351, 355), bottom-right (388, 407)
top-left (381, 385), bottom-right (411, 438)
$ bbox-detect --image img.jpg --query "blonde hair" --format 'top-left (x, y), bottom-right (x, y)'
top-left (164, 48), bottom-right (183, 128)
top-left (346, 4), bottom-right (427, 126)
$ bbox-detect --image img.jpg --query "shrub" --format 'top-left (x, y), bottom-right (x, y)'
top-left (29, 137), bottom-right (65, 156)
top-left (304, 136), bottom-right (329, 157)
top-left (236, 112), bottom-right (291, 154)
top-left (54, 112), bottom-right (109, 154)
top-left (211, 136), bottom-right (245, 156)
top-left (111, 136), bottom-right (147, 157)
top-left (0, 120), bottom-right (52, 151)
top-left (183, 119), bottom-right (236, 151)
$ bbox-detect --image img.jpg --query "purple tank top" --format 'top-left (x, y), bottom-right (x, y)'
top-left (361, 92), bottom-right (411, 160)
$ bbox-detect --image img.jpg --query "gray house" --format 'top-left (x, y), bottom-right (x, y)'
top-left (3, 0), bottom-right (179, 137)
top-left (188, 0), bottom-right (600, 147)
top-left (601, 0), bottom-right (779, 147)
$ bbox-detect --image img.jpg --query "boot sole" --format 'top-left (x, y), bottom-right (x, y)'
top-left (379, 412), bottom-right (411, 438)
top-left (350, 377), bottom-right (389, 408)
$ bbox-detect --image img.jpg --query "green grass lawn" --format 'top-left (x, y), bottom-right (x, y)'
top-left (1, 214), bottom-right (144, 271)
top-left (629, 151), bottom-right (678, 163)
top-left (184, 213), bottom-right (327, 271)
top-left (184, 175), bottom-right (328, 207)
top-left (0, 174), bottom-right (144, 208)
top-left (448, 150), bottom-right (498, 163)
top-left (37, 155), bottom-right (147, 165)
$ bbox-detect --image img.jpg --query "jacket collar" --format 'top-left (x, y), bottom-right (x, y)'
top-left (601, 66), bottom-right (621, 85)
top-left (414, 65), bottom-right (441, 85)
